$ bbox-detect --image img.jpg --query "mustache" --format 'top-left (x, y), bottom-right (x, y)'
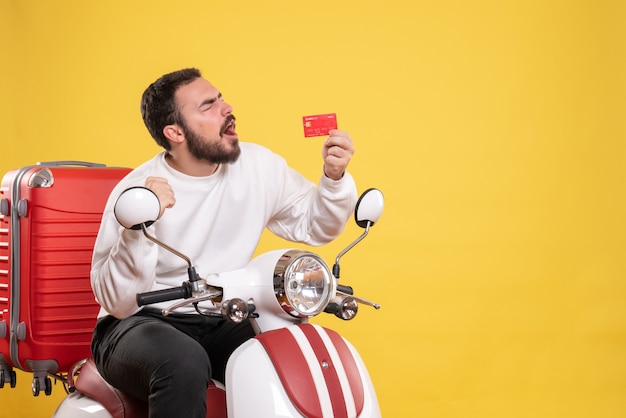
top-left (220, 114), bottom-right (236, 136)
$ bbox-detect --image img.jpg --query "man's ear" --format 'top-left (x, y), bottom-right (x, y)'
top-left (163, 124), bottom-right (185, 144)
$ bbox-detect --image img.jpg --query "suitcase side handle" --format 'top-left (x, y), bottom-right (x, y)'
top-left (36, 161), bottom-right (107, 168)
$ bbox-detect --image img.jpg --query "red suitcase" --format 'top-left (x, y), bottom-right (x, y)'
top-left (0, 161), bottom-right (130, 395)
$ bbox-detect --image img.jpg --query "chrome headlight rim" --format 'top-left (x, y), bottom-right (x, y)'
top-left (274, 250), bottom-right (335, 318)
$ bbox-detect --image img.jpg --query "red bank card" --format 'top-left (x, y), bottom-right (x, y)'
top-left (303, 113), bottom-right (338, 137)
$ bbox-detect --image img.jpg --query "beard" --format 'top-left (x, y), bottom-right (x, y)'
top-left (182, 116), bottom-right (241, 165)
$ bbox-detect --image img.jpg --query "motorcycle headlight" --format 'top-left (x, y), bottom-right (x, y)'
top-left (274, 250), bottom-right (334, 318)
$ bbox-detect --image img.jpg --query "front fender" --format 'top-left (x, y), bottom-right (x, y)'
top-left (225, 323), bottom-right (381, 418)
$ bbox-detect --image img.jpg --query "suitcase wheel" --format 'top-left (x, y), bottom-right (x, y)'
top-left (0, 369), bottom-right (17, 389)
top-left (32, 375), bottom-right (52, 396)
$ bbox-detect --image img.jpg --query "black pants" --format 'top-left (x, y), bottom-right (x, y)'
top-left (91, 308), bottom-right (255, 418)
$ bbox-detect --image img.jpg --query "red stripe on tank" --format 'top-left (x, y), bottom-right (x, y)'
top-left (298, 324), bottom-right (349, 418)
top-left (324, 327), bottom-right (365, 416)
top-left (255, 327), bottom-right (323, 417)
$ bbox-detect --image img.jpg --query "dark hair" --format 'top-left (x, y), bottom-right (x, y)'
top-left (140, 68), bottom-right (202, 150)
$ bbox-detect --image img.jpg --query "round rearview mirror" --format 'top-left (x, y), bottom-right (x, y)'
top-left (354, 188), bottom-right (384, 228)
top-left (114, 187), bottom-right (160, 230)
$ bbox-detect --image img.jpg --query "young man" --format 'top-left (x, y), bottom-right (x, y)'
top-left (90, 68), bottom-right (357, 417)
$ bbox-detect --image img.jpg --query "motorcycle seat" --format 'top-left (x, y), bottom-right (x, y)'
top-left (75, 357), bottom-right (227, 418)
top-left (75, 357), bottom-right (148, 418)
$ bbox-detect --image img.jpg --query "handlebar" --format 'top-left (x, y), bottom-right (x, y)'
top-left (337, 284), bottom-right (354, 295)
top-left (136, 282), bottom-right (193, 306)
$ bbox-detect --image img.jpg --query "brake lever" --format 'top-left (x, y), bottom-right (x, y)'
top-left (336, 290), bottom-right (381, 309)
top-left (162, 290), bottom-right (222, 316)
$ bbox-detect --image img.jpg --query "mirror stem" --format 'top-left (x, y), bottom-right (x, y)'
top-left (332, 221), bottom-right (371, 279)
top-left (141, 223), bottom-right (192, 266)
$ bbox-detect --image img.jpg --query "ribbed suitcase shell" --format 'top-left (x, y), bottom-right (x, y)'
top-left (0, 162), bottom-right (130, 393)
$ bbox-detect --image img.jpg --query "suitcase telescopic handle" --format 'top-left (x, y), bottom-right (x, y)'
top-left (36, 161), bottom-right (107, 168)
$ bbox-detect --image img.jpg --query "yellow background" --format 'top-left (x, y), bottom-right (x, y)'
top-left (1, 0), bottom-right (625, 416)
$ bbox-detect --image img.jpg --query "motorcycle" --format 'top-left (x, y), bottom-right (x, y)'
top-left (53, 186), bottom-right (384, 418)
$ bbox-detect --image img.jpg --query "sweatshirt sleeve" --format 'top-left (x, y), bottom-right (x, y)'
top-left (90, 184), bottom-right (161, 319)
top-left (266, 164), bottom-right (358, 246)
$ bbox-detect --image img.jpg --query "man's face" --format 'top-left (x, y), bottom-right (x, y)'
top-left (174, 77), bottom-right (240, 164)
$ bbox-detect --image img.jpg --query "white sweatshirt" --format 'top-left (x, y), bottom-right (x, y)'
top-left (91, 142), bottom-right (357, 319)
